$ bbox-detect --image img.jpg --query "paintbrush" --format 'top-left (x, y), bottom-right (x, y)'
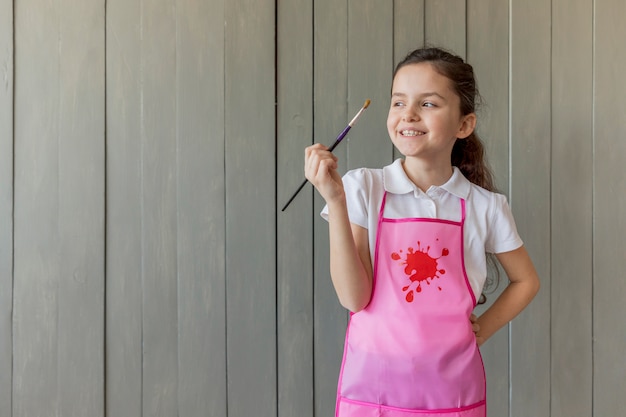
top-left (281, 99), bottom-right (371, 212)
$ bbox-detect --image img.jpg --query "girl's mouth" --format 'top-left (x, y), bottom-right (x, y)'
top-left (400, 129), bottom-right (425, 137)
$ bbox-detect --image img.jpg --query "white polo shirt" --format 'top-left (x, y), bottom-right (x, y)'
top-left (321, 158), bottom-right (523, 300)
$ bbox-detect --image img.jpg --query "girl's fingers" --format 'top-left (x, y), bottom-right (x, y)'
top-left (305, 144), bottom-right (337, 182)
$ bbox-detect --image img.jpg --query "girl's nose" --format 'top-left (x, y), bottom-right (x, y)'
top-left (402, 106), bottom-right (420, 122)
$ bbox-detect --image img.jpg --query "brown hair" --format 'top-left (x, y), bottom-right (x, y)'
top-left (394, 47), bottom-right (499, 303)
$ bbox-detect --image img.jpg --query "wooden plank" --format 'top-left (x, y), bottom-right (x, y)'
top-left (0, 0), bottom-right (13, 414)
top-left (424, 0), bottom-right (466, 58)
top-left (466, 2), bottom-right (510, 415)
top-left (551, 0), bottom-right (593, 416)
top-left (104, 0), bottom-right (143, 415)
top-left (276, 0), bottom-right (314, 416)
top-left (175, 0), bottom-right (227, 415)
top-left (347, 0), bottom-right (394, 170)
top-left (394, 0), bottom-right (424, 61)
top-left (224, 0), bottom-right (277, 415)
top-left (593, 0), bottom-right (626, 415)
top-left (56, 1), bottom-right (106, 415)
top-left (13, 1), bottom-right (61, 415)
top-left (393, 0), bottom-right (425, 161)
top-left (140, 0), bottom-right (179, 415)
top-left (509, 0), bottom-right (551, 416)
top-left (313, 1), bottom-right (349, 416)
top-left (467, 0), bottom-right (509, 192)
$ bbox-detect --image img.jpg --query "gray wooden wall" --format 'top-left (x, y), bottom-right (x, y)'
top-left (0, 0), bottom-right (624, 416)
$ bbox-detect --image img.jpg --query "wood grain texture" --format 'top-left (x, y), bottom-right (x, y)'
top-left (0, 0), bottom-right (13, 414)
top-left (14, 0), bottom-right (105, 415)
top-left (277, 0), bottom-right (314, 415)
top-left (140, 0), bottom-right (179, 415)
top-left (425, 0), bottom-right (466, 58)
top-left (105, 0), bottom-right (143, 415)
top-left (393, 0), bottom-right (425, 61)
top-left (392, 0), bottom-right (425, 161)
top-left (225, 0), bottom-right (277, 415)
top-left (593, 0), bottom-right (626, 415)
top-left (347, 0), bottom-right (395, 171)
top-left (176, 0), bottom-right (227, 415)
top-left (313, 1), bottom-right (349, 415)
top-left (466, 1), bottom-right (511, 415)
top-left (13, 1), bottom-right (63, 415)
top-left (551, 0), bottom-right (593, 415)
top-left (509, 0), bottom-right (552, 416)
top-left (56, 0), bottom-right (105, 415)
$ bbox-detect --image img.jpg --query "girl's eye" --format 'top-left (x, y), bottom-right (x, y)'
top-left (422, 101), bottom-right (436, 108)
top-left (392, 101), bottom-right (404, 107)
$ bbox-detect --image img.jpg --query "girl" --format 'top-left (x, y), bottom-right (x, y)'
top-left (304, 47), bottom-right (540, 417)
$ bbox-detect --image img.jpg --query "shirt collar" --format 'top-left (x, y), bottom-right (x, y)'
top-left (383, 159), bottom-right (471, 199)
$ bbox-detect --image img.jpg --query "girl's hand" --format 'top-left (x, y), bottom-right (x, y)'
top-left (304, 144), bottom-right (345, 204)
top-left (470, 314), bottom-right (485, 346)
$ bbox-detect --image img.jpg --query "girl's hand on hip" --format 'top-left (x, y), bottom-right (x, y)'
top-left (470, 314), bottom-right (485, 346)
top-left (305, 144), bottom-right (345, 204)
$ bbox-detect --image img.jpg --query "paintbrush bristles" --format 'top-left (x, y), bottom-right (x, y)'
top-left (348, 99), bottom-right (372, 127)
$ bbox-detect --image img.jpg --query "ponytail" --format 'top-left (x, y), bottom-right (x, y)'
top-left (452, 132), bottom-right (495, 192)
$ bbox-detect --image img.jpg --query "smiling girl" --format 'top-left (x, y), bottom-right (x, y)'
top-left (304, 47), bottom-right (540, 417)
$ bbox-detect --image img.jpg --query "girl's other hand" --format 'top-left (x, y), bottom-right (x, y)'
top-left (304, 144), bottom-right (345, 204)
top-left (470, 314), bottom-right (485, 346)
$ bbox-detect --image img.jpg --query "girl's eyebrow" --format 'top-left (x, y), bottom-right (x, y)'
top-left (391, 91), bottom-right (447, 101)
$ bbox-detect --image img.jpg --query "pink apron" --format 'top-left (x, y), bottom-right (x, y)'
top-left (336, 193), bottom-right (486, 417)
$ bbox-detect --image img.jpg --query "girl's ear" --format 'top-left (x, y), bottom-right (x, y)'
top-left (457, 113), bottom-right (477, 139)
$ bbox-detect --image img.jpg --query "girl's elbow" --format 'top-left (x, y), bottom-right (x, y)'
top-left (532, 275), bottom-right (541, 296)
top-left (526, 274), bottom-right (541, 300)
top-left (340, 294), bottom-right (371, 313)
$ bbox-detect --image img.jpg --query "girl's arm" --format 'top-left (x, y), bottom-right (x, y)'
top-left (305, 144), bottom-right (373, 312)
top-left (474, 245), bottom-right (540, 346)
top-left (326, 201), bottom-right (373, 312)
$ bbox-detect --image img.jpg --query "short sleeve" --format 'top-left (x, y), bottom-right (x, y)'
top-left (320, 168), bottom-right (371, 229)
top-left (485, 193), bottom-right (524, 254)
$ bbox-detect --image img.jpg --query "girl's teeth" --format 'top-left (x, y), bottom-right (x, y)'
top-left (401, 130), bottom-right (423, 136)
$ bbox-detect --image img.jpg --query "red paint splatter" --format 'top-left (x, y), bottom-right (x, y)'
top-left (391, 241), bottom-right (448, 302)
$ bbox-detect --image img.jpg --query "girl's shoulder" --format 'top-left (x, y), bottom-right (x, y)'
top-left (343, 166), bottom-right (384, 182)
top-left (343, 159), bottom-right (404, 194)
top-left (341, 167), bottom-right (386, 227)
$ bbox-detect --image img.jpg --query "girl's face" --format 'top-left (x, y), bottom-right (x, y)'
top-left (387, 63), bottom-right (475, 165)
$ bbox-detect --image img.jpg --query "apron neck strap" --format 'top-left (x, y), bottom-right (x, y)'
top-left (380, 191), bottom-right (466, 223)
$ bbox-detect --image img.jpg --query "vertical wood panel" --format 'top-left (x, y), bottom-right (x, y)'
top-left (466, 2), bottom-right (510, 415)
top-left (14, 0), bottom-right (106, 415)
top-left (467, 0), bottom-right (509, 192)
top-left (510, 1), bottom-right (551, 416)
top-left (176, 0), bottom-right (227, 415)
top-left (277, 0), bottom-right (314, 416)
top-left (424, 0), bottom-right (466, 58)
top-left (393, 0), bottom-right (424, 61)
top-left (56, 1), bottom-right (106, 415)
top-left (225, 0), bottom-right (277, 415)
top-left (0, 0), bottom-right (13, 414)
top-left (13, 2), bottom-right (61, 414)
top-left (105, 0), bottom-right (143, 414)
top-left (593, 0), bottom-right (626, 415)
top-left (347, 0), bottom-right (394, 170)
top-left (313, 1), bottom-right (349, 415)
top-left (393, 0), bottom-right (425, 161)
top-left (141, 0), bottom-right (179, 415)
top-left (551, 0), bottom-right (593, 416)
